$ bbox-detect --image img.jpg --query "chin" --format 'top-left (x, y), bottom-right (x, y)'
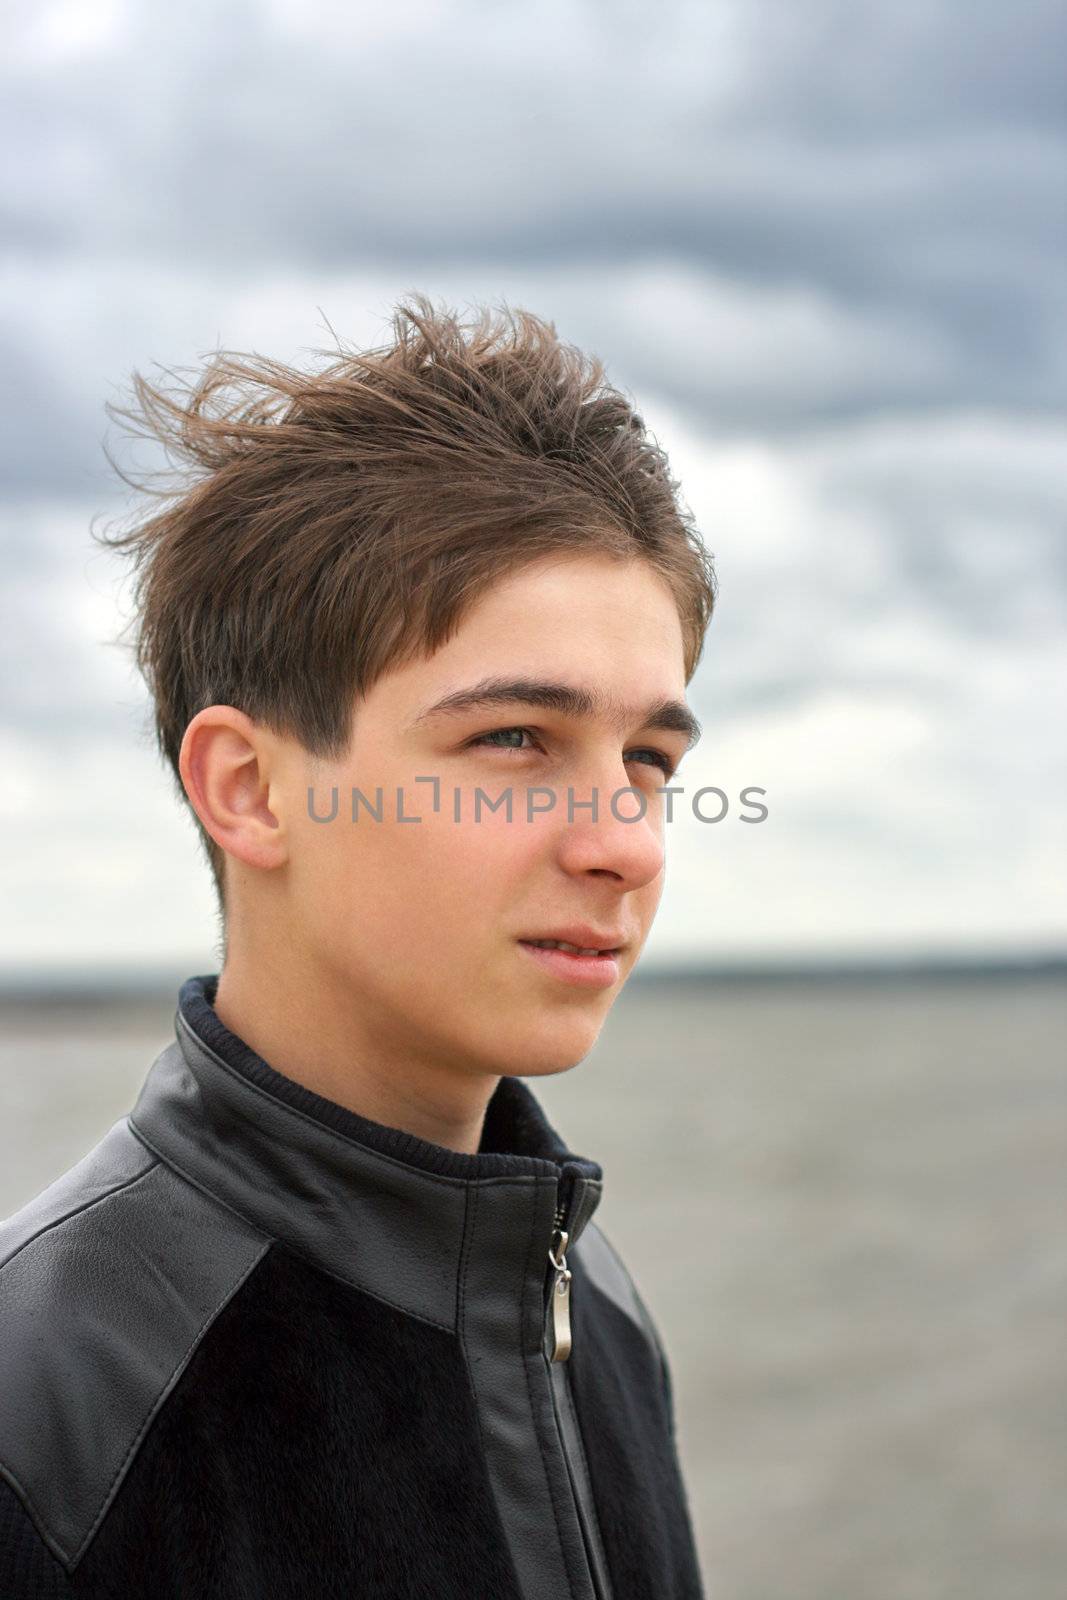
top-left (509, 1053), bottom-right (590, 1081)
top-left (490, 1014), bottom-right (608, 1080)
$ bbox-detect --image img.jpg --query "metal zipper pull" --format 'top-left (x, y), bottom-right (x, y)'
top-left (548, 1227), bottom-right (573, 1362)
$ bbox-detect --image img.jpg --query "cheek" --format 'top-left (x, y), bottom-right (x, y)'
top-left (393, 809), bottom-right (543, 934)
top-left (297, 803), bottom-right (541, 953)
top-left (440, 802), bottom-right (544, 872)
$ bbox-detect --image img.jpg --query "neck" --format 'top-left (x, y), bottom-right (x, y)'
top-left (213, 951), bottom-right (499, 1156)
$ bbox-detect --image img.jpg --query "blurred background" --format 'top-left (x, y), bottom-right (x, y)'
top-left (2, 1), bottom-right (1065, 1595)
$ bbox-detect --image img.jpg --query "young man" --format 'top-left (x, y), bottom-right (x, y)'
top-left (0, 299), bottom-right (715, 1598)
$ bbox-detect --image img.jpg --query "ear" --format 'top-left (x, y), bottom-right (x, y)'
top-left (179, 706), bottom-right (289, 873)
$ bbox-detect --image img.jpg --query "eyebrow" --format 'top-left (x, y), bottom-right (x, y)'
top-left (412, 676), bottom-right (702, 751)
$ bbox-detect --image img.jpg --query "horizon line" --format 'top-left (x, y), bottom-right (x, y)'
top-left (0, 948), bottom-right (1064, 1002)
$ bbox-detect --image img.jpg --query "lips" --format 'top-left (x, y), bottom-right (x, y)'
top-left (518, 927), bottom-right (627, 956)
top-left (524, 938), bottom-right (612, 957)
top-left (517, 939), bottom-right (622, 988)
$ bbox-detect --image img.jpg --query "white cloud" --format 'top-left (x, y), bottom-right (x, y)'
top-left (2, 397), bottom-right (1064, 969)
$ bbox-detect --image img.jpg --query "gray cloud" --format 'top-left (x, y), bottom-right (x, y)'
top-left (3, 0), bottom-right (1064, 421)
top-left (2, 0), bottom-right (1064, 964)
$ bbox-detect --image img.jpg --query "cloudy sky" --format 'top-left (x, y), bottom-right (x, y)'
top-left (2, 0), bottom-right (1065, 974)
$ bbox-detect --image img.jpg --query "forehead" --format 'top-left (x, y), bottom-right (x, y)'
top-left (355, 554), bottom-right (692, 736)
top-left (434, 553), bottom-right (686, 677)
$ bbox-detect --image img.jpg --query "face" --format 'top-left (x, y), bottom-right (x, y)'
top-left (248, 553), bottom-right (695, 1081)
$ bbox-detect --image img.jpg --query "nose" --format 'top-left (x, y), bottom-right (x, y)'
top-left (551, 768), bottom-right (666, 891)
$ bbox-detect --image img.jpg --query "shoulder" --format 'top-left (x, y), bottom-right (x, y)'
top-left (0, 1119), bottom-right (268, 1575)
top-left (571, 1218), bottom-right (682, 1437)
top-left (571, 1218), bottom-right (668, 1363)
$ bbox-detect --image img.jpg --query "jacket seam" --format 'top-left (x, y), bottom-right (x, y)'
top-left (580, 1234), bottom-right (677, 1437)
top-left (455, 1181), bottom-right (490, 1458)
top-left (127, 1119), bottom-right (457, 1334)
top-left (0, 1159), bottom-right (162, 1569)
top-left (0, 1460), bottom-right (73, 1574)
top-left (0, 1154), bottom-right (158, 1277)
top-left (67, 1234), bottom-right (272, 1573)
top-left (0, 1224), bottom-right (270, 1574)
top-left (584, 1223), bottom-right (663, 1356)
top-left (559, 1371), bottom-right (613, 1594)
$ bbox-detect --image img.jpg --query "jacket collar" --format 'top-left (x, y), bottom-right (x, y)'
top-left (129, 974), bottom-right (604, 1331)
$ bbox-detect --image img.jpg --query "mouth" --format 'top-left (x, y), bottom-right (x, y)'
top-left (516, 937), bottom-right (624, 989)
top-left (521, 937), bottom-right (621, 957)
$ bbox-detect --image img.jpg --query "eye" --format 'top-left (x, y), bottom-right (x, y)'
top-left (470, 732), bottom-right (681, 780)
top-left (467, 726), bottom-right (541, 754)
top-left (626, 748), bottom-right (678, 780)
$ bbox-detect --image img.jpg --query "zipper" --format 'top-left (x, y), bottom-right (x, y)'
top-left (542, 1173), bottom-right (614, 1599)
top-left (547, 1192), bottom-right (573, 1363)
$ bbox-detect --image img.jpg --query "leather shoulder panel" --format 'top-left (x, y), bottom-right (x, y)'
top-left (571, 1219), bottom-right (665, 1360)
top-left (0, 1121), bottom-right (269, 1572)
top-left (0, 1119), bottom-right (154, 1269)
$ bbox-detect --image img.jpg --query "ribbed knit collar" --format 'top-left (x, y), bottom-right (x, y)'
top-left (176, 972), bottom-right (602, 1184)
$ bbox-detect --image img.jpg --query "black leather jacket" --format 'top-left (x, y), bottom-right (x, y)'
top-left (0, 974), bottom-right (705, 1599)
